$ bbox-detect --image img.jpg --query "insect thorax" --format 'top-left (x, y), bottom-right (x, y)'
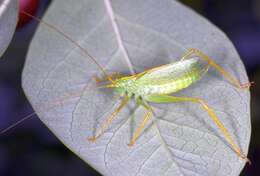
top-left (113, 78), bottom-right (137, 97)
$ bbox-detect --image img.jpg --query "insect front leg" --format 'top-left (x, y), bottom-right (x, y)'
top-left (88, 96), bottom-right (129, 142)
top-left (128, 98), bottom-right (153, 146)
top-left (145, 94), bottom-right (251, 164)
top-left (92, 72), bottom-right (124, 84)
top-left (180, 48), bottom-right (253, 89)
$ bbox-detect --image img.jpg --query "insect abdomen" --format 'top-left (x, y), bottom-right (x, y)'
top-left (142, 70), bottom-right (201, 95)
top-left (163, 70), bottom-right (200, 93)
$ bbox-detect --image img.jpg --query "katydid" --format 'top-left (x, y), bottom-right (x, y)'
top-left (8, 11), bottom-right (253, 164)
top-left (88, 48), bottom-right (252, 164)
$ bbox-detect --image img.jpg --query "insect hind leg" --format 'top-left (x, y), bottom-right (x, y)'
top-left (180, 48), bottom-right (253, 89)
top-left (145, 94), bottom-right (251, 164)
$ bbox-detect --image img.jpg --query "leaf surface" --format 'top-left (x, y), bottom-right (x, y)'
top-left (0, 0), bottom-right (18, 57)
top-left (22, 0), bottom-right (251, 175)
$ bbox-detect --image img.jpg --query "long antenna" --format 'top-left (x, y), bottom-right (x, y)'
top-left (1, 12), bottom-right (116, 135)
top-left (21, 11), bottom-right (115, 83)
top-left (0, 79), bottom-right (106, 135)
top-left (0, 113), bottom-right (35, 134)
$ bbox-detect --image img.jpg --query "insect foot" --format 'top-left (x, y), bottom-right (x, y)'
top-left (239, 81), bottom-right (254, 89)
top-left (240, 153), bottom-right (252, 165)
top-left (88, 137), bottom-right (97, 143)
top-left (92, 75), bottom-right (103, 84)
top-left (127, 141), bottom-right (135, 147)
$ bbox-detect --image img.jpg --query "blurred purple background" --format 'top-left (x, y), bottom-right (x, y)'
top-left (0, 0), bottom-right (259, 175)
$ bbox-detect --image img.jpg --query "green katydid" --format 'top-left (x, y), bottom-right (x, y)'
top-left (19, 12), bottom-right (252, 164)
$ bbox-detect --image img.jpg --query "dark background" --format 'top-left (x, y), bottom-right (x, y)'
top-left (0, 0), bottom-right (259, 175)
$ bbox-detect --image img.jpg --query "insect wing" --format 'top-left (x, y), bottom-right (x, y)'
top-left (137, 58), bottom-right (205, 84)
